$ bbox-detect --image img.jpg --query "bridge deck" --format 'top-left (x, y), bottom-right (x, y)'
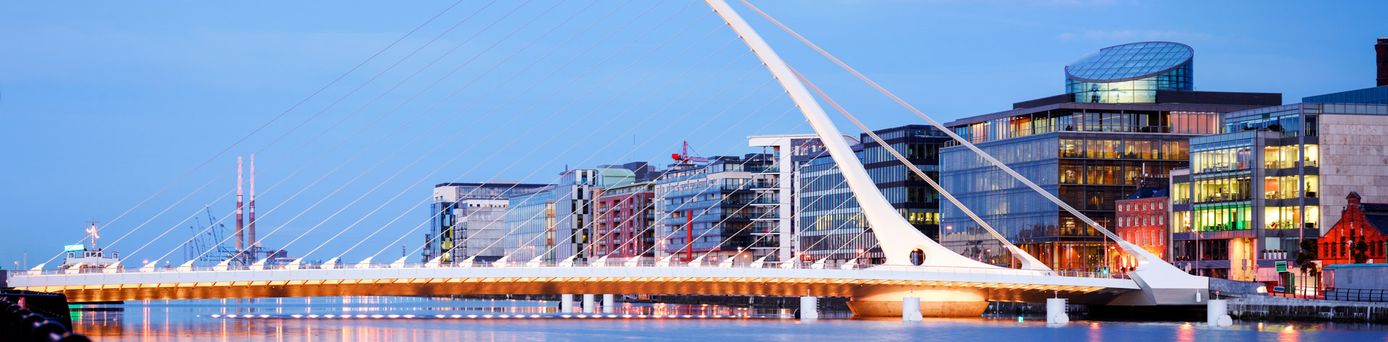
top-left (8, 266), bottom-right (1138, 303)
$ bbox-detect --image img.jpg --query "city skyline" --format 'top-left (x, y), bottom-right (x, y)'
top-left (3, 0), bottom-right (1386, 267)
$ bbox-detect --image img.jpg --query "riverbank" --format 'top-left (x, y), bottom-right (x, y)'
top-left (1230, 295), bottom-right (1388, 323)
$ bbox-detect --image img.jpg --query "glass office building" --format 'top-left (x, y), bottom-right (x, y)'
top-left (862, 125), bottom-right (953, 241)
top-left (1065, 41), bottom-right (1193, 104)
top-left (796, 148), bottom-right (871, 265)
top-left (1170, 90), bottom-right (1388, 282)
top-left (793, 125), bottom-right (952, 266)
top-left (426, 182), bottom-right (551, 264)
top-left (503, 185), bottom-right (557, 263)
top-left (939, 41), bottom-right (1280, 272)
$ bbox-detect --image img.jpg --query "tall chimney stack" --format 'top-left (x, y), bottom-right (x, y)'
top-left (236, 156), bottom-right (245, 252)
top-left (248, 153), bottom-right (257, 252)
top-left (1377, 37), bottom-right (1387, 87)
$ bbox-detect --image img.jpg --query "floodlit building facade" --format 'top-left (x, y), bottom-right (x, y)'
top-left (1170, 87), bottom-right (1388, 281)
top-left (939, 41), bottom-right (1279, 271)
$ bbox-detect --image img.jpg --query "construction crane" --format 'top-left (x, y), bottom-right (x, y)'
top-left (670, 140), bottom-right (708, 165)
top-left (183, 206), bottom-right (243, 265)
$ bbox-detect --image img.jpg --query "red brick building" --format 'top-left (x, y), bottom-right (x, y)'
top-left (591, 182), bottom-right (657, 259)
top-left (1319, 192), bottom-right (1388, 266)
top-left (1115, 190), bottom-right (1170, 271)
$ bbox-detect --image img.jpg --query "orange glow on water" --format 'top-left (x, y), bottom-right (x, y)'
top-left (1279, 325), bottom-right (1299, 342)
top-left (1176, 322), bottom-right (1194, 342)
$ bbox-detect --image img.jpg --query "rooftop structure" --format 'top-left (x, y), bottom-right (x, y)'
top-left (1065, 41), bottom-right (1194, 104)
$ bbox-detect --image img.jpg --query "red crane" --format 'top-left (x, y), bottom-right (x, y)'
top-left (670, 141), bottom-right (708, 165)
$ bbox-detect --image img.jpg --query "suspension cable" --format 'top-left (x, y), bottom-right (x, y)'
top-left (38, 0), bottom-right (482, 268)
top-left (699, 174), bottom-right (851, 266)
top-left (334, 0), bottom-right (678, 262)
top-left (157, 0), bottom-right (557, 267)
top-left (384, 2), bottom-right (732, 264)
top-left (737, 0), bottom-right (1126, 246)
top-left (278, 0), bottom-right (603, 261)
top-left (794, 68), bottom-right (1050, 270)
top-left (592, 137), bottom-right (820, 264)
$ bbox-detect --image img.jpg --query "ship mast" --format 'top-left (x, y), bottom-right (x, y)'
top-left (85, 221), bottom-right (101, 251)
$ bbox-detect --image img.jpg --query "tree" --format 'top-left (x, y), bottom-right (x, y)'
top-left (1295, 239), bottom-right (1318, 272)
top-left (1296, 239), bottom-right (1321, 290)
top-left (1352, 231), bottom-right (1370, 264)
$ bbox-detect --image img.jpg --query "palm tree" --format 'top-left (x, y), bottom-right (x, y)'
top-left (1295, 239), bottom-right (1319, 295)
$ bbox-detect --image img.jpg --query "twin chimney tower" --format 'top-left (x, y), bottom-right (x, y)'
top-left (236, 154), bottom-right (258, 261)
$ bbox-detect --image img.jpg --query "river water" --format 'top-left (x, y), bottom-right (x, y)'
top-left (71, 297), bottom-right (1388, 341)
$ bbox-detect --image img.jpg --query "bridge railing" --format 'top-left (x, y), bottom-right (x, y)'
top-left (17, 258), bottom-right (1129, 281)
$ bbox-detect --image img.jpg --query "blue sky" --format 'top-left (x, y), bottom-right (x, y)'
top-left (1, 1), bottom-right (1385, 268)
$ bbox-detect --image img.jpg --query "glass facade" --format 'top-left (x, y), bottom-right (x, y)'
top-left (860, 125), bottom-right (951, 240)
top-left (796, 155), bottom-right (873, 264)
top-left (951, 109), bottom-right (1220, 145)
top-left (426, 182), bottom-right (551, 264)
top-left (503, 186), bottom-right (557, 263)
top-left (938, 40), bottom-right (1281, 272)
top-left (940, 134), bottom-right (1061, 267)
top-left (1064, 41), bottom-right (1194, 104)
top-left (1170, 105), bottom-right (1327, 281)
top-left (940, 130), bottom-right (1193, 271)
top-left (792, 125), bottom-right (952, 266)
top-left (1173, 100), bottom-right (1388, 282)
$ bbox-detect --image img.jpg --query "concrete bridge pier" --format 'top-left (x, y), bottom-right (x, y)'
top-left (847, 287), bottom-right (988, 318)
top-left (799, 296), bottom-right (818, 321)
top-left (1046, 298), bottom-right (1069, 327)
top-left (560, 294), bottom-right (575, 313)
top-left (602, 294), bottom-right (615, 314)
top-left (901, 297), bottom-right (922, 322)
top-left (1207, 299), bottom-right (1232, 327)
top-left (582, 294), bottom-right (596, 314)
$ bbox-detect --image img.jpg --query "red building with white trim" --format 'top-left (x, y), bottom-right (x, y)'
top-left (1319, 192), bottom-right (1388, 266)
top-left (1115, 188), bottom-right (1170, 271)
top-left (591, 182), bottom-right (657, 259)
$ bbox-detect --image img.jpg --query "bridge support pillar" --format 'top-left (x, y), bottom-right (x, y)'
top-left (901, 297), bottom-right (922, 322)
top-left (602, 294), bottom-right (615, 314)
top-left (1207, 299), bottom-right (1232, 327)
top-left (560, 294), bottom-right (575, 313)
top-left (583, 294), bottom-right (596, 314)
top-left (1046, 298), bottom-right (1069, 327)
top-left (799, 296), bottom-right (819, 322)
top-left (848, 287), bottom-right (987, 318)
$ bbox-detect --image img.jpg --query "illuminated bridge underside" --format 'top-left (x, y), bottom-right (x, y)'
top-left (12, 267), bottom-right (1136, 305)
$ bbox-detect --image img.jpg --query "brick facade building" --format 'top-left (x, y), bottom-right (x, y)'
top-left (591, 182), bottom-right (657, 260)
top-left (1115, 188), bottom-right (1170, 271)
top-left (1319, 192), bottom-right (1388, 266)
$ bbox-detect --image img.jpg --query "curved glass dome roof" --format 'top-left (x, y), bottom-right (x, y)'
top-left (1064, 41), bottom-right (1193, 82)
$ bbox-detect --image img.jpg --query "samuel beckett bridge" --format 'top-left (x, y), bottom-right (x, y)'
top-left (6, 0), bottom-right (1219, 324)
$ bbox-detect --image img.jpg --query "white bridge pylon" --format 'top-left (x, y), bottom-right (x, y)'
top-left (707, 0), bottom-right (1000, 269)
top-left (708, 0), bottom-right (1207, 305)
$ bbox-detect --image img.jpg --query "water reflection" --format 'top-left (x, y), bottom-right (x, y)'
top-left (71, 297), bottom-right (1388, 341)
